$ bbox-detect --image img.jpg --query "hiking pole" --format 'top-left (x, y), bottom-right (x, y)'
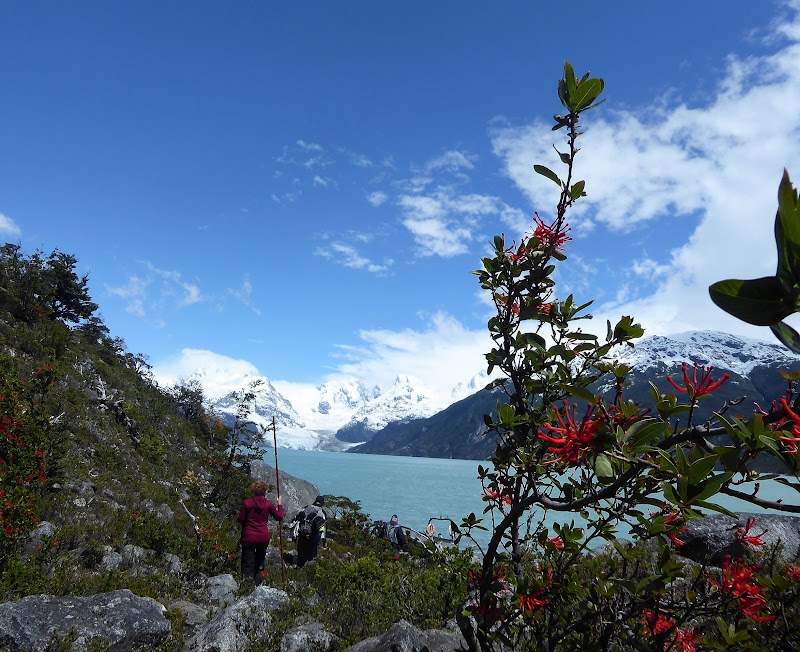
top-left (271, 416), bottom-right (287, 588)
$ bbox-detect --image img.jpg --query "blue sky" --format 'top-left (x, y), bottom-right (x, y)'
top-left (2, 1), bottom-right (799, 404)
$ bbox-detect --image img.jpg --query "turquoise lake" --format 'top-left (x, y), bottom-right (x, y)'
top-left (268, 448), bottom-right (800, 552)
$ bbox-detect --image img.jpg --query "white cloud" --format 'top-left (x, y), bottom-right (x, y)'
top-left (180, 283), bottom-right (202, 307)
top-left (315, 241), bottom-right (392, 273)
top-left (426, 150), bottom-right (476, 173)
top-left (152, 348), bottom-right (262, 399)
top-left (227, 275), bottom-right (261, 315)
top-left (491, 9), bottom-right (800, 342)
top-left (0, 212), bottom-right (21, 237)
top-left (296, 139), bottom-right (323, 152)
top-left (331, 311), bottom-right (494, 403)
top-left (106, 275), bottom-right (149, 317)
top-left (398, 189), bottom-right (504, 257)
top-left (145, 262), bottom-right (205, 307)
top-left (313, 175), bottom-right (333, 188)
top-left (367, 191), bottom-right (388, 207)
top-left (107, 262), bottom-right (204, 320)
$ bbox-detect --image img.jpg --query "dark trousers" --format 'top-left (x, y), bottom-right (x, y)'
top-left (241, 541), bottom-right (268, 583)
top-left (297, 533), bottom-right (320, 567)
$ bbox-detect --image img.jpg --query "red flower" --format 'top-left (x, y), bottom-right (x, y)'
top-left (483, 488), bottom-right (512, 506)
top-left (663, 511), bottom-right (688, 547)
top-left (509, 240), bottom-right (526, 263)
top-left (538, 402), bottom-right (603, 466)
top-left (777, 398), bottom-right (800, 454)
top-left (548, 536), bottom-right (564, 551)
top-left (736, 516), bottom-right (767, 549)
top-left (641, 610), bottom-right (700, 652)
top-left (519, 590), bottom-right (548, 612)
top-left (667, 362), bottom-right (730, 399)
top-left (532, 212), bottom-right (571, 251)
top-left (709, 556), bottom-right (775, 622)
top-left (786, 564), bottom-right (800, 581)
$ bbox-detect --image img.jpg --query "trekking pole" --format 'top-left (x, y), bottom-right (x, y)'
top-left (271, 416), bottom-right (287, 588)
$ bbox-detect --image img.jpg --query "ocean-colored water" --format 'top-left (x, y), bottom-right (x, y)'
top-left (269, 448), bottom-right (799, 552)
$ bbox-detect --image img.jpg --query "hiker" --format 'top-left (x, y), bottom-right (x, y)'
top-left (387, 514), bottom-right (407, 560)
top-left (293, 495), bottom-right (327, 567)
top-left (237, 480), bottom-right (284, 584)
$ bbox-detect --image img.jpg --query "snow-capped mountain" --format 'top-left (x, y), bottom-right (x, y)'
top-left (206, 372), bottom-right (471, 451)
top-left (612, 331), bottom-right (798, 376)
top-left (334, 375), bottom-right (440, 442)
top-left (205, 330), bottom-right (797, 455)
top-left (296, 378), bottom-right (381, 432)
top-left (352, 330), bottom-right (800, 460)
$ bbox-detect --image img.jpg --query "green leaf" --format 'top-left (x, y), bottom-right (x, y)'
top-left (655, 450), bottom-right (679, 475)
top-left (594, 454), bottom-right (614, 482)
top-left (776, 170), bottom-right (800, 283)
top-left (758, 433), bottom-right (780, 453)
top-left (569, 180), bottom-right (586, 200)
top-left (560, 384), bottom-right (595, 403)
top-left (524, 332), bottom-right (547, 349)
top-left (621, 418), bottom-right (669, 448)
top-left (709, 276), bottom-right (794, 326)
top-left (571, 78), bottom-right (604, 112)
top-left (534, 164), bottom-right (562, 187)
top-left (692, 499), bottom-right (737, 518)
top-left (687, 455), bottom-right (719, 484)
top-left (690, 472), bottom-right (731, 502)
top-left (771, 321), bottom-right (800, 354)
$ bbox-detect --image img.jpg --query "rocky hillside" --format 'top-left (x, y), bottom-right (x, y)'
top-left (0, 245), bottom-right (477, 651)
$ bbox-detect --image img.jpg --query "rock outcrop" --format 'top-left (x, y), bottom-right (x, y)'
top-left (187, 585), bottom-right (289, 652)
top-left (679, 511), bottom-right (800, 566)
top-left (0, 589), bottom-right (170, 651)
top-left (342, 619), bottom-right (467, 652)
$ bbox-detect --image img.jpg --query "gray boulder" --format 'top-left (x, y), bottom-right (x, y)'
top-left (167, 600), bottom-right (209, 638)
top-left (0, 589), bottom-right (170, 651)
top-left (343, 619), bottom-right (467, 652)
top-left (187, 586), bottom-right (289, 652)
top-left (679, 512), bottom-right (800, 567)
top-left (281, 622), bottom-right (339, 652)
top-left (251, 460), bottom-right (319, 521)
top-left (206, 574), bottom-right (239, 608)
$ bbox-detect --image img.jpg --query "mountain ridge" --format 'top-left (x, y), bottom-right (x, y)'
top-left (204, 330), bottom-right (800, 456)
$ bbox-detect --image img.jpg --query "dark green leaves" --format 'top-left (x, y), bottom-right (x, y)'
top-left (708, 276), bottom-right (794, 326)
top-left (534, 164), bottom-right (562, 187)
top-left (558, 61), bottom-right (605, 113)
top-left (710, 170), bottom-right (800, 337)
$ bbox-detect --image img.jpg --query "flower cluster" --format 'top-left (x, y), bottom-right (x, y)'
top-left (483, 487), bottom-right (512, 507)
top-left (735, 516), bottom-right (767, 549)
top-left (709, 556), bottom-right (775, 622)
top-left (641, 610), bottom-right (700, 652)
top-left (538, 402), bottom-right (603, 467)
top-left (666, 362), bottom-right (730, 399)
top-left (532, 212), bottom-right (571, 251)
top-left (777, 398), bottom-right (800, 454)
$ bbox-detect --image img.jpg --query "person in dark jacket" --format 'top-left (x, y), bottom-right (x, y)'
top-left (387, 514), bottom-right (407, 560)
top-left (237, 480), bottom-right (284, 584)
top-left (293, 495), bottom-right (326, 567)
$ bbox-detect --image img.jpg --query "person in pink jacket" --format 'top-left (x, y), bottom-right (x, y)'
top-left (237, 480), bottom-right (284, 584)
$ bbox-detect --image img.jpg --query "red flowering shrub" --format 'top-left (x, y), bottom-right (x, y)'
top-left (458, 63), bottom-right (800, 651)
top-left (0, 363), bottom-right (53, 570)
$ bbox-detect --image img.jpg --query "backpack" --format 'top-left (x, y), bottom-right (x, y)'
top-left (298, 506), bottom-right (319, 537)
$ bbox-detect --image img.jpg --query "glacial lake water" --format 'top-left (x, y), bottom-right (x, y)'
top-left (268, 448), bottom-right (800, 553)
